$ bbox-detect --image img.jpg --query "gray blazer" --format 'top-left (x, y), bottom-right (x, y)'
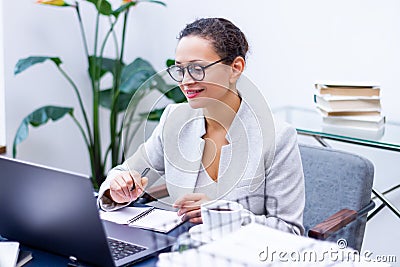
top-left (98, 102), bottom-right (305, 235)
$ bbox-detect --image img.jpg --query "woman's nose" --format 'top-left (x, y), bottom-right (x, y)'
top-left (181, 70), bottom-right (195, 85)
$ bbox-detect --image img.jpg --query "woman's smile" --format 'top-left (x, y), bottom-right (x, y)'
top-left (184, 88), bottom-right (205, 99)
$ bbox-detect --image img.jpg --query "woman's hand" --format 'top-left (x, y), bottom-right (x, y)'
top-left (173, 193), bottom-right (210, 224)
top-left (109, 171), bottom-right (148, 204)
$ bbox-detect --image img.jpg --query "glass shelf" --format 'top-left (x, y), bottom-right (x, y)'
top-left (273, 106), bottom-right (400, 219)
top-left (273, 106), bottom-right (400, 152)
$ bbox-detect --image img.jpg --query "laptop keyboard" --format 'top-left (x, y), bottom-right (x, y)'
top-left (107, 238), bottom-right (147, 261)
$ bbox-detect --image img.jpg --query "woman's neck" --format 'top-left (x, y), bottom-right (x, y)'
top-left (203, 90), bottom-right (241, 132)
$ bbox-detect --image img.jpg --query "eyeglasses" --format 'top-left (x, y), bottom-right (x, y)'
top-left (167, 57), bottom-right (228, 82)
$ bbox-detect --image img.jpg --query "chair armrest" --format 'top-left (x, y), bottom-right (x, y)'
top-left (308, 209), bottom-right (357, 240)
top-left (357, 200), bottom-right (375, 216)
top-left (147, 184), bottom-right (169, 199)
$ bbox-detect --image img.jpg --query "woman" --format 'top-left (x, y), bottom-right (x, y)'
top-left (98, 18), bottom-right (305, 235)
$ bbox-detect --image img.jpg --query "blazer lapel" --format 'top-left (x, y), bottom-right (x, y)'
top-left (218, 101), bottom-right (266, 195)
top-left (162, 105), bottom-right (205, 200)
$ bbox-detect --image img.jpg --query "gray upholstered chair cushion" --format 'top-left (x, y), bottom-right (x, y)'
top-left (299, 144), bottom-right (374, 251)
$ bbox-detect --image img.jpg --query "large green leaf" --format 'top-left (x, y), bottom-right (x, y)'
top-left (139, 108), bottom-right (165, 121)
top-left (86, 0), bottom-right (113, 15)
top-left (121, 58), bottom-right (155, 83)
top-left (140, 0), bottom-right (166, 6)
top-left (153, 77), bottom-right (186, 103)
top-left (14, 56), bottom-right (62, 75)
top-left (120, 58), bottom-right (157, 94)
top-left (166, 58), bottom-right (175, 67)
top-left (164, 85), bottom-right (186, 103)
top-left (112, 2), bottom-right (136, 17)
top-left (113, 0), bottom-right (166, 16)
top-left (99, 89), bottom-right (132, 113)
top-left (88, 56), bottom-right (122, 80)
top-left (13, 106), bottom-right (73, 157)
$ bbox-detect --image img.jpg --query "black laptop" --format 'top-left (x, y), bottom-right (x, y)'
top-left (0, 156), bottom-right (175, 266)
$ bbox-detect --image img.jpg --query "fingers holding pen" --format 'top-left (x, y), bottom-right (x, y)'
top-left (110, 172), bottom-right (133, 203)
top-left (109, 171), bottom-right (148, 203)
top-left (129, 168), bottom-right (150, 192)
top-left (119, 172), bottom-right (135, 196)
top-left (130, 176), bottom-right (149, 200)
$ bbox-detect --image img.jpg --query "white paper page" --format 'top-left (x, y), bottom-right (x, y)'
top-left (99, 206), bottom-right (152, 224)
top-left (0, 242), bottom-right (19, 267)
top-left (130, 209), bottom-right (183, 233)
top-left (316, 93), bottom-right (381, 101)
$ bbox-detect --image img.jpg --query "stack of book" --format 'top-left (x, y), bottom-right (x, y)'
top-left (314, 82), bottom-right (385, 134)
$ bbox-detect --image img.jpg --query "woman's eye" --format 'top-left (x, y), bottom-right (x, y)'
top-left (190, 65), bottom-right (203, 74)
top-left (175, 68), bottom-right (184, 75)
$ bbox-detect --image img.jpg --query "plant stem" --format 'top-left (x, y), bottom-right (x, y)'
top-left (74, 0), bottom-right (100, 184)
top-left (70, 114), bottom-right (98, 188)
top-left (57, 65), bottom-right (93, 145)
top-left (124, 89), bottom-right (147, 152)
top-left (111, 9), bottom-right (130, 166)
top-left (124, 118), bottom-right (145, 161)
top-left (70, 113), bottom-right (90, 148)
top-left (99, 19), bottom-right (117, 63)
top-left (109, 16), bottom-right (119, 57)
top-left (92, 12), bottom-right (104, 184)
top-left (74, 2), bottom-right (90, 60)
top-left (94, 17), bottom-right (118, 173)
top-left (114, 116), bottom-right (141, 163)
top-left (103, 116), bottom-right (141, 168)
top-left (119, 10), bottom-right (129, 66)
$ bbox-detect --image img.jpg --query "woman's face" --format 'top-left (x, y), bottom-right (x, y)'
top-left (174, 35), bottom-right (234, 109)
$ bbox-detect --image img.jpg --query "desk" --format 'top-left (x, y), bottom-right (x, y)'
top-left (273, 106), bottom-right (400, 220)
top-left (23, 222), bottom-right (391, 267)
top-left (22, 221), bottom-right (192, 267)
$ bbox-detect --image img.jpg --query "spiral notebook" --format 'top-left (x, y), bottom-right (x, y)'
top-left (100, 206), bottom-right (183, 233)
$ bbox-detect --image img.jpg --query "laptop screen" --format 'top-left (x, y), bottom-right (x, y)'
top-left (0, 156), bottom-right (176, 266)
top-left (0, 156), bottom-right (117, 266)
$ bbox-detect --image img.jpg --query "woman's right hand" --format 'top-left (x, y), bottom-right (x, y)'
top-left (109, 171), bottom-right (148, 204)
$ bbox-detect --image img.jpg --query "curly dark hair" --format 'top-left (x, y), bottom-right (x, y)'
top-left (178, 18), bottom-right (249, 64)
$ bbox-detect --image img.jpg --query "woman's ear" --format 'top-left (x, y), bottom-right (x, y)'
top-left (229, 56), bottom-right (245, 83)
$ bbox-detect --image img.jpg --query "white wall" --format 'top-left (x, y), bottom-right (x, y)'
top-left (0, 0), bottom-right (5, 147)
top-left (3, 0), bottom-right (400, 174)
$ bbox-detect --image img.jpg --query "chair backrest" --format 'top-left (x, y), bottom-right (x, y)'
top-left (299, 144), bottom-right (374, 251)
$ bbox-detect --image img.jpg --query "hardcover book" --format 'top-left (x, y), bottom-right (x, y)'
top-left (314, 94), bottom-right (381, 112)
top-left (315, 82), bottom-right (380, 97)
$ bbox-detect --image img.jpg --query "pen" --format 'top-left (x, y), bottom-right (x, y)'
top-left (130, 167), bottom-right (150, 191)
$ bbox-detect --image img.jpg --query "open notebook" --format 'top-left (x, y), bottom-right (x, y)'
top-left (100, 206), bottom-right (183, 233)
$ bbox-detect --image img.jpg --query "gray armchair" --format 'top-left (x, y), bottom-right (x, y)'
top-left (299, 144), bottom-right (375, 251)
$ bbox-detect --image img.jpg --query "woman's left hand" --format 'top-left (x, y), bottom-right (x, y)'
top-left (173, 193), bottom-right (210, 224)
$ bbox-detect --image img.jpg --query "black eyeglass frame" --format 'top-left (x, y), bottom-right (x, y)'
top-left (167, 57), bottom-right (229, 82)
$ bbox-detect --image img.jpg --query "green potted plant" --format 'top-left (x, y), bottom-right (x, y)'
top-left (13, 0), bottom-right (184, 189)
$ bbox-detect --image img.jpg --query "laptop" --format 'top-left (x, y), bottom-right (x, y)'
top-left (0, 156), bottom-right (176, 266)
